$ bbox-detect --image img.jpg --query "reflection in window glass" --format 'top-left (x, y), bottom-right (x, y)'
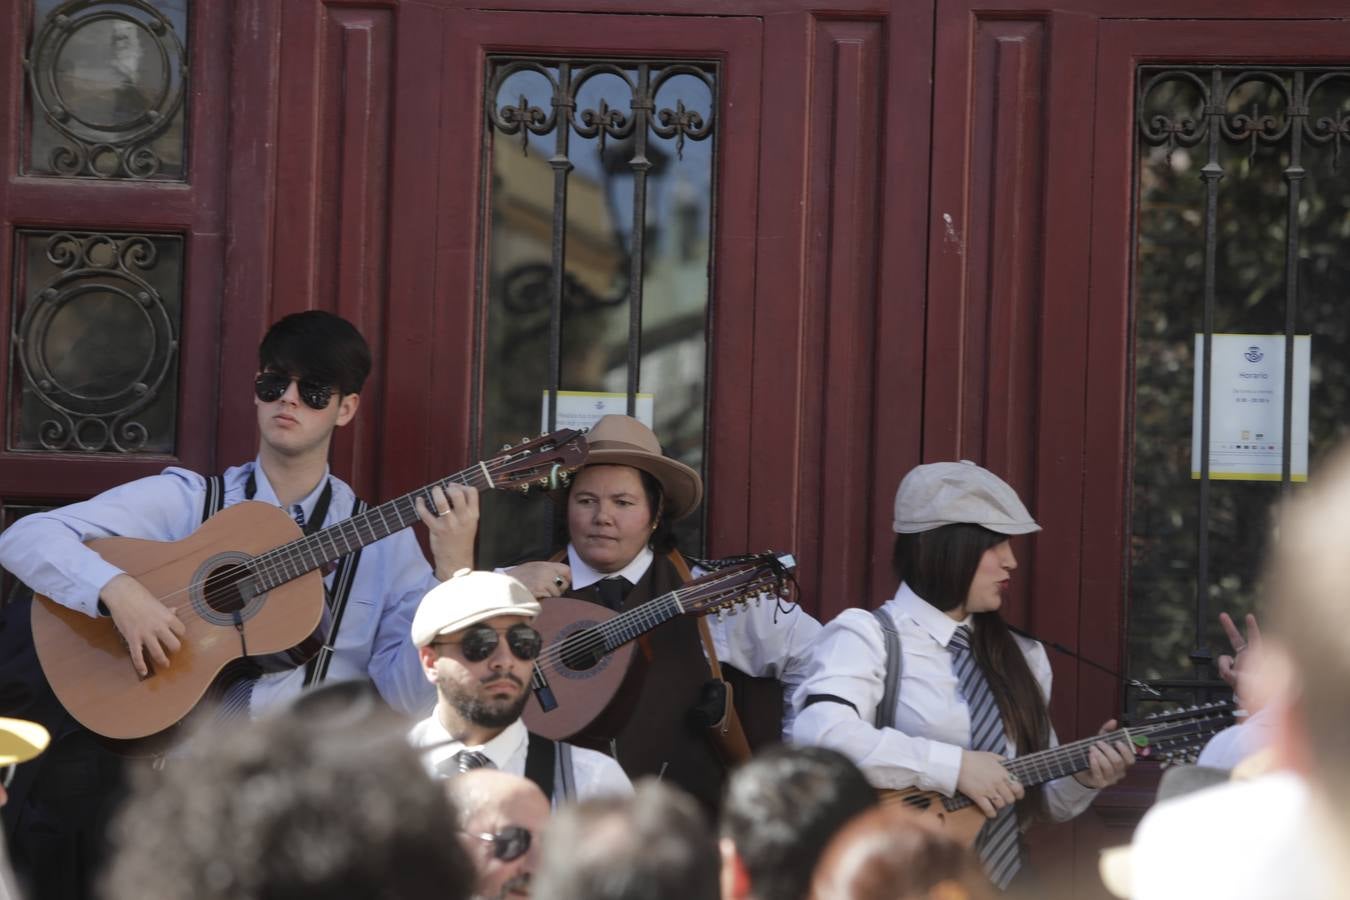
top-left (477, 58), bottom-right (717, 567)
top-left (26, 0), bottom-right (190, 180)
top-left (10, 231), bottom-right (183, 454)
top-left (1130, 67), bottom-right (1350, 709)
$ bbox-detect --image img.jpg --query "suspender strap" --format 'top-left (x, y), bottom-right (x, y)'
top-left (524, 731), bottom-right (558, 802)
top-left (201, 474), bottom-right (226, 523)
top-left (871, 607), bottom-right (902, 730)
top-left (305, 495), bottom-right (366, 688)
top-left (556, 740), bottom-right (576, 802)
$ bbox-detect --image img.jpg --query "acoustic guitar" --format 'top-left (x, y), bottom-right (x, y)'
top-left (29, 429), bottom-right (589, 741)
top-left (880, 701), bottom-right (1235, 845)
top-left (523, 552), bottom-right (796, 741)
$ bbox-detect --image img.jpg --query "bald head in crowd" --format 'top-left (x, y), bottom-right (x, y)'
top-left (448, 770), bottom-right (550, 900)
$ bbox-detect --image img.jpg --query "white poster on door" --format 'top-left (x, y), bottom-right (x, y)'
top-left (541, 390), bottom-right (654, 433)
top-left (1191, 333), bottom-right (1310, 481)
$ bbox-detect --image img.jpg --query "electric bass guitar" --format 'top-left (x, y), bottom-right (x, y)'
top-left (523, 552), bottom-right (796, 741)
top-left (880, 701), bottom-right (1235, 845)
top-left (30, 430), bottom-right (589, 740)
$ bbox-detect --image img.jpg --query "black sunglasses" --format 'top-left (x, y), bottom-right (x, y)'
top-left (254, 371), bottom-right (337, 410)
top-left (464, 825), bottom-right (532, 862)
top-left (435, 623), bottom-right (542, 663)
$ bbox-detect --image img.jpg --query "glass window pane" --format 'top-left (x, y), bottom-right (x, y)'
top-left (10, 230), bottom-right (183, 454)
top-left (25, 0), bottom-right (190, 180)
top-left (477, 58), bottom-right (717, 567)
top-left (1129, 67), bottom-right (1350, 708)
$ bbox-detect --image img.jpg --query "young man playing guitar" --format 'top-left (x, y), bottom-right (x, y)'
top-left (0, 311), bottom-right (477, 898)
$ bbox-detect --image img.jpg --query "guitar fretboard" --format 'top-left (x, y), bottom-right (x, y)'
top-left (246, 465), bottom-right (495, 594)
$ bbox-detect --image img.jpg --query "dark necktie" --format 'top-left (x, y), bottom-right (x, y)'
top-left (948, 624), bottom-right (1022, 889)
top-left (435, 750), bottom-right (494, 778)
top-left (595, 576), bottom-right (629, 611)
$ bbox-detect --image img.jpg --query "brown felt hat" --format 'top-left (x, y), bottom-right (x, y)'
top-left (576, 415), bottom-right (703, 520)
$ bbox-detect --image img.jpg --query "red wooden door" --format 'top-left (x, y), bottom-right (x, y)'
top-left (930, 1), bottom-right (1350, 892)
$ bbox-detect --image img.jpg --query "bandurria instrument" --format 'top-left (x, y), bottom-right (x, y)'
top-left (30, 430), bottom-right (589, 740)
top-left (523, 552), bottom-right (796, 741)
top-left (881, 701), bottom-right (1235, 845)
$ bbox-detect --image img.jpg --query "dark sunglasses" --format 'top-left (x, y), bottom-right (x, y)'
top-left (464, 825), bottom-right (532, 862)
top-left (254, 371), bottom-right (337, 410)
top-left (435, 623), bottom-right (542, 663)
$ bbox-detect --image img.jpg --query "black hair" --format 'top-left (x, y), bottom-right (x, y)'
top-left (892, 525), bottom-right (1052, 819)
top-left (720, 746), bottom-right (878, 900)
top-left (258, 310), bottom-right (372, 396)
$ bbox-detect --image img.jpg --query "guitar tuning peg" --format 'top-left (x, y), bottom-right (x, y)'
top-left (521, 436), bottom-right (529, 444)
top-left (716, 609), bottom-right (726, 622)
top-left (501, 443), bottom-right (512, 451)
top-left (519, 484), bottom-right (531, 495)
top-left (537, 476), bottom-right (549, 487)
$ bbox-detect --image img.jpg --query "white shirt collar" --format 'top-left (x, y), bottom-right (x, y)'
top-left (249, 458), bottom-right (332, 524)
top-left (424, 713), bottom-right (529, 770)
top-left (567, 544), bottom-right (654, 590)
top-left (894, 581), bottom-right (971, 647)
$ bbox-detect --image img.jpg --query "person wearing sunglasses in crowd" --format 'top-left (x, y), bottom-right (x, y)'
top-left (0, 311), bottom-right (477, 899)
top-left (409, 569), bottom-right (632, 803)
top-left (447, 769), bottom-right (550, 900)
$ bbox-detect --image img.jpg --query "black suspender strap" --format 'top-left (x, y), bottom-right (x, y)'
top-left (201, 474), bottom-right (226, 523)
top-left (871, 607), bottom-right (902, 730)
top-left (524, 731), bottom-right (558, 802)
top-left (304, 495), bottom-right (365, 688)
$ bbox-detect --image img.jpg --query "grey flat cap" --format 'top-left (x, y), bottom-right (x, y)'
top-left (892, 460), bottom-right (1041, 535)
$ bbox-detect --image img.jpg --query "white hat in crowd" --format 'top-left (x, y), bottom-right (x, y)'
top-left (892, 460), bottom-right (1041, 535)
top-left (411, 569), bottom-right (541, 648)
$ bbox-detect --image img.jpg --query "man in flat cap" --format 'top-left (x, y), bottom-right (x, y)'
top-left (409, 570), bottom-right (631, 804)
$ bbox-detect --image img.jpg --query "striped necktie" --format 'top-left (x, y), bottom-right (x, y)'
top-left (948, 624), bottom-right (1022, 889)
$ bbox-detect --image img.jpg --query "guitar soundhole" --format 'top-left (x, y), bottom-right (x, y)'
top-left (203, 563), bottom-right (252, 615)
top-left (558, 629), bottom-right (604, 672)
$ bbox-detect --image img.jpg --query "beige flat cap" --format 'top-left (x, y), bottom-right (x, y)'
top-left (892, 460), bottom-right (1040, 535)
top-left (411, 569), bottom-right (541, 647)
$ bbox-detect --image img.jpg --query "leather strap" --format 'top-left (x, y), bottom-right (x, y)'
top-left (665, 550), bottom-right (725, 680)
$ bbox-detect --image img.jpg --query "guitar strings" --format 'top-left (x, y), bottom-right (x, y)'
top-left (115, 455), bottom-right (527, 617)
top-left (528, 565), bottom-right (778, 676)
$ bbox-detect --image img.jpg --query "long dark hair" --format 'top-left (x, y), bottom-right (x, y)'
top-left (892, 524), bottom-right (1051, 818)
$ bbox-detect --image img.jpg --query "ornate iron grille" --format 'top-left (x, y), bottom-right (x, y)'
top-left (476, 56), bottom-right (718, 567)
top-left (10, 230), bottom-right (182, 454)
top-left (1129, 66), bottom-right (1350, 712)
top-left (24, 0), bottom-right (189, 180)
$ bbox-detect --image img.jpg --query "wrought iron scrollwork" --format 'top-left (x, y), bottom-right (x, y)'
top-left (25, 0), bottom-right (188, 179)
top-left (487, 58), bottom-right (715, 162)
top-left (1139, 66), bottom-right (1350, 168)
top-left (15, 231), bottom-right (179, 452)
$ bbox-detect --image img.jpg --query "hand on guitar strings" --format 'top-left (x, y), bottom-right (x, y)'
top-left (957, 750), bottom-right (1025, 818)
top-left (417, 483), bottom-right (480, 580)
top-left (101, 572), bottom-right (186, 677)
top-left (1071, 719), bottom-right (1136, 789)
top-left (504, 561), bottom-right (572, 599)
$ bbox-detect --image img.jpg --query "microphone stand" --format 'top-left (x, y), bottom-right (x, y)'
top-left (1005, 623), bottom-right (1161, 699)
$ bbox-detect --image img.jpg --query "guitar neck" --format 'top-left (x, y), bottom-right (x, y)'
top-left (590, 590), bottom-right (686, 655)
top-left (249, 466), bottom-right (492, 591)
top-left (940, 731), bottom-right (1127, 814)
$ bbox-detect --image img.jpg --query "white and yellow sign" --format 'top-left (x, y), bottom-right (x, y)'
top-left (541, 390), bottom-right (654, 433)
top-left (1191, 333), bottom-right (1310, 481)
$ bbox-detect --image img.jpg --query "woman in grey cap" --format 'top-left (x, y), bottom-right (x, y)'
top-left (790, 461), bottom-right (1133, 892)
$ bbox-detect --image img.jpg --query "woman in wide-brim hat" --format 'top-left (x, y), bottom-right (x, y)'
top-left (791, 461), bottom-right (1134, 892)
top-left (506, 414), bottom-right (819, 812)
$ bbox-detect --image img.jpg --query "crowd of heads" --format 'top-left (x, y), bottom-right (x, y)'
top-left (51, 704), bottom-right (987, 900)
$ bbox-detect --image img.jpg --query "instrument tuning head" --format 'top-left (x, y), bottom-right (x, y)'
top-left (521, 436), bottom-right (530, 444)
top-left (716, 609), bottom-right (726, 622)
top-left (519, 484), bottom-right (531, 495)
top-left (502, 442), bottom-right (512, 451)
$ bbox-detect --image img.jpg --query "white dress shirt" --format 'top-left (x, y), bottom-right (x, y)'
top-left (0, 461), bottom-right (439, 718)
top-left (790, 582), bottom-right (1095, 821)
top-left (564, 543), bottom-right (822, 737)
top-left (408, 716), bottom-right (633, 804)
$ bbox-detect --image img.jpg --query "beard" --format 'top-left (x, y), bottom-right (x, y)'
top-left (446, 674), bottom-right (530, 729)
